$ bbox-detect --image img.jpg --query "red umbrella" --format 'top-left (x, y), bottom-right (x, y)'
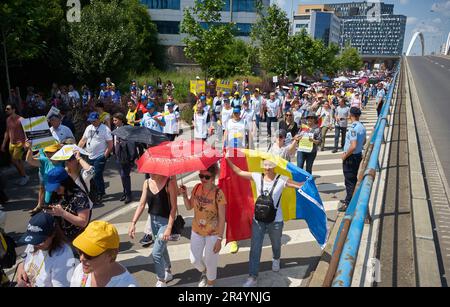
top-left (136, 140), bottom-right (222, 176)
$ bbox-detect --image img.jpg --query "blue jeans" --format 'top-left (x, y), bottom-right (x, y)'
top-left (249, 218), bottom-right (284, 278)
top-left (151, 215), bottom-right (172, 280)
top-left (255, 115), bottom-right (262, 130)
top-left (117, 162), bottom-right (132, 197)
top-left (89, 155), bottom-right (106, 196)
top-left (267, 117), bottom-right (277, 137)
top-left (297, 151), bottom-right (317, 175)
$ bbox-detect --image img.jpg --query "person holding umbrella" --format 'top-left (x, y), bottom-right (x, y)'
top-left (112, 113), bottom-right (136, 204)
top-left (128, 173), bottom-right (178, 287)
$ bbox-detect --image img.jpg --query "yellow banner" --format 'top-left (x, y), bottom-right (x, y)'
top-left (298, 133), bottom-right (314, 153)
top-left (216, 79), bottom-right (232, 93)
top-left (190, 80), bottom-right (206, 95)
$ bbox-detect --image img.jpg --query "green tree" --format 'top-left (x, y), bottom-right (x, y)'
top-left (0, 0), bottom-right (64, 90)
top-left (251, 3), bottom-right (290, 75)
top-left (180, 0), bottom-right (235, 80)
top-left (209, 38), bottom-right (251, 78)
top-left (339, 44), bottom-right (363, 72)
top-left (67, 0), bottom-right (159, 85)
top-left (286, 29), bottom-right (316, 77)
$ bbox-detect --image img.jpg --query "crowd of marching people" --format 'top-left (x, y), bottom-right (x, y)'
top-left (0, 67), bottom-right (393, 287)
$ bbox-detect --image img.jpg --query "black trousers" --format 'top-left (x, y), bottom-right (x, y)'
top-left (343, 153), bottom-right (362, 205)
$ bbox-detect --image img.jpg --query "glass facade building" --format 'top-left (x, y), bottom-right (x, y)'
top-left (310, 12), bottom-right (341, 46)
top-left (327, 1), bottom-right (406, 56)
top-left (141, 0), bottom-right (270, 46)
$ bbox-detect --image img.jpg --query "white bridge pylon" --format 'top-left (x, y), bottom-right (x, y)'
top-left (406, 32), bottom-right (424, 56)
top-left (445, 32), bottom-right (450, 55)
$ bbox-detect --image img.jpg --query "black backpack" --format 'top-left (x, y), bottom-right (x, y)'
top-left (0, 231), bottom-right (17, 269)
top-left (254, 174), bottom-right (281, 223)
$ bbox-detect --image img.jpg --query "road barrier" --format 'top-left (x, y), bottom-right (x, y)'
top-left (323, 62), bottom-right (401, 287)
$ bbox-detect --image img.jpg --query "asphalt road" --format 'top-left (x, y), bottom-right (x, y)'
top-left (406, 56), bottom-right (450, 188)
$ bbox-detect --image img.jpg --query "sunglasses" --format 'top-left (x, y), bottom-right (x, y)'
top-left (285, 114), bottom-right (292, 117)
top-left (199, 174), bottom-right (212, 180)
top-left (78, 250), bottom-right (100, 261)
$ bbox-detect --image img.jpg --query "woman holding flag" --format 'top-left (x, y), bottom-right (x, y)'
top-left (225, 157), bottom-right (304, 287)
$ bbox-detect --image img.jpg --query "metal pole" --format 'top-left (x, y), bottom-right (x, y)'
top-left (2, 27), bottom-right (11, 104)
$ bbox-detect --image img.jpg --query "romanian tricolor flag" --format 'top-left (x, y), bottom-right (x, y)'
top-left (219, 149), bottom-right (328, 248)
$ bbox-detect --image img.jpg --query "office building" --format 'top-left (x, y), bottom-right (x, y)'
top-left (293, 5), bottom-right (340, 46)
top-left (141, 0), bottom-right (269, 46)
top-left (327, 1), bottom-right (407, 56)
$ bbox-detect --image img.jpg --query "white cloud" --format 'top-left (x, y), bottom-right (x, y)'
top-left (406, 17), bottom-right (418, 25)
top-left (432, 18), bottom-right (442, 23)
top-left (400, 0), bottom-right (410, 4)
top-left (412, 23), bottom-right (441, 34)
top-left (272, 0), bottom-right (286, 8)
top-left (431, 1), bottom-right (450, 17)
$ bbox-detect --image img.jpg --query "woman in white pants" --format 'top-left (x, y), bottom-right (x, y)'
top-left (179, 164), bottom-right (226, 287)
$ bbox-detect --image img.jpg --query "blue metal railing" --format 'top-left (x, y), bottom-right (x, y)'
top-left (330, 63), bottom-right (401, 287)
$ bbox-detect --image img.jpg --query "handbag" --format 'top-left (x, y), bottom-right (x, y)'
top-left (172, 214), bottom-right (185, 235)
top-left (166, 178), bottom-right (185, 235)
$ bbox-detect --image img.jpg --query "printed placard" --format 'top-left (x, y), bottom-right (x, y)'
top-left (20, 116), bottom-right (57, 150)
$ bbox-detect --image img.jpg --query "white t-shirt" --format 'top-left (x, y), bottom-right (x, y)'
top-left (70, 263), bottom-right (138, 287)
top-left (74, 167), bottom-right (95, 208)
top-left (251, 173), bottom-right (288, 223)
top-left (194, 112), bottom-right (208, 139)
top-left (266, 99), bottom-right (280, 118)
top-left (163, 111), bottom-right (180, 135)
top-left (68, 90), bottom-right (80, 102)
top-left (82, 124), bottom-right (113, 160)
top-left (50, 124), bottom-right (74, 143)
top-left (319, 108), bottom-right (332, 127)
top-left (226, 119), bottom-right (247, 149)
top-left (220, 108), bottom-right (233, 130)
top-left (141, 112), bottom-right (164, 133)
top-left (240, 109), bottom-right (255, 131)
top-left (251, 96), bottom-right (262, 114)
top-left (23, 243), bottom-right (78, 287)
top-left (269, 143), bottom-right (292, 161)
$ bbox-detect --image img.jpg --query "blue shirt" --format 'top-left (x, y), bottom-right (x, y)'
top-left (344, 121), bottom-right (366, 154)
top-left (38, 150), bottom-right (64, 185)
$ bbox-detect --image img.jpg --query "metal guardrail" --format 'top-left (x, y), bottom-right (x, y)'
top-left (323, 63), bottom-right (401, 287)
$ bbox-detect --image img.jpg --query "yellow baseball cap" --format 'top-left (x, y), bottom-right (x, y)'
top-left (73, 221), bottom-right (120, 257)
top-left (44, 143), bottom-right (62, 153)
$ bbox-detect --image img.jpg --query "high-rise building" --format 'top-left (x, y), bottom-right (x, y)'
top-left (141, 0), bottom-right (270, 46)
top-left (326, 1), bottom-right (406, 56)
top-left (293, 4), bottom-right (340, 46)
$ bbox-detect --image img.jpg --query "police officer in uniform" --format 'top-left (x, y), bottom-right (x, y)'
top-left (338, 107), bottom-right (366, 212)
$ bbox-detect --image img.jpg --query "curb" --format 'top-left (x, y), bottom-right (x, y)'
top-left (404, 58), bottom-right (442, 287)
top-left (306, 212), bottom-right (344, 287)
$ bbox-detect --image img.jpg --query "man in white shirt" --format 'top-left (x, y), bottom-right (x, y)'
top-left (240, 100), bottom-right (255, 149)
top-left (251, 89), bottom-right (263, 131)
top-left (68, 85), bottom-right (80, 104)
top-left (78, 112), bottom-right (113, 202)
top-left (224, 106), bottom-right (249, 150)
top-left (48, 114), bottom-right (74, 144)
top-left (163, 103), bottom-right (180, 141)
top-left (264, 92), bottom-right (281, 138)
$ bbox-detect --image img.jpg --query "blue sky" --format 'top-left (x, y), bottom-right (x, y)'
top-left (270, 0), bottom-right (450, 55)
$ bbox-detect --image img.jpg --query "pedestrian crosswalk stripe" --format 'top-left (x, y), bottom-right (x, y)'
top-left (177, 267), bottom-right (304, 287)
top-left (116, 228), bottom-right (317, 267)
top-left (316, 182), bottom-right (346, 193)
top-left (113, 201), bottom-right (340, 236)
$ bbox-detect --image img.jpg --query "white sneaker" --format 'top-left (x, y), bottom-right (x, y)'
top-left (272, 258), bottom-right (280, 272)
top-left (243, 277), bottom-right (257, 287)
top-left (198, 272), bottom-right (208, 287)
top-left (17, 176), bottom-right (29, 186)
top-left (164, 271), bottom-right (173, 283)
top-left (155, 280), bottom-right (167, 287)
